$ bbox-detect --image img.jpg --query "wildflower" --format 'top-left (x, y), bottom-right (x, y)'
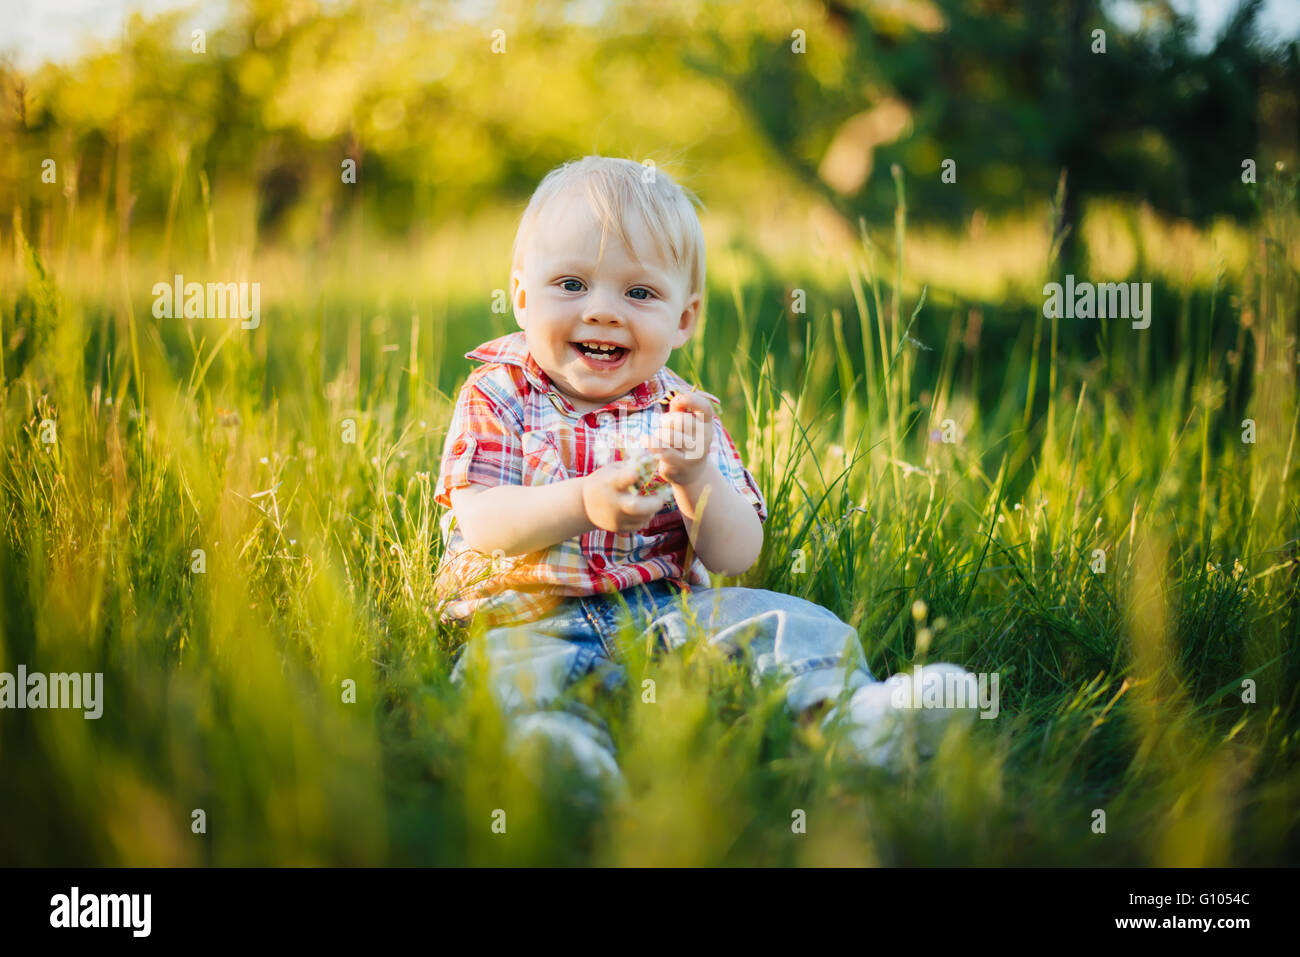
top-left (911, 599), bottom-right (928, 622)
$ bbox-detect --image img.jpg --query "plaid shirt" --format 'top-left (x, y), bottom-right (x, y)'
top-left (433, 331), bottom-right (767, 627)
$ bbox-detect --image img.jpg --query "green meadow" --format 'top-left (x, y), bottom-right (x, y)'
top-left (2, 170), bottom-right (1296, 864)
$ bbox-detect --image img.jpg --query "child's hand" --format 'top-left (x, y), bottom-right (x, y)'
top-left (581, 460), bottom-right (672, 534)
top-left (646, 391), bottom-right (715, 487)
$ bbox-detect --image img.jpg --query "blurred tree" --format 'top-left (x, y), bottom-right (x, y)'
top-left (1, 0), bottom-right (1295, 268)
top-left (686, 0), bottom-right (1297, 272)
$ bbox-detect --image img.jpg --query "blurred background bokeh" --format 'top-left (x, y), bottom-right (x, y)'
top-left (3, 0), bottom-right (1297, 307)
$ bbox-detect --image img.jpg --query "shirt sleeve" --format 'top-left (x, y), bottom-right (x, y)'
top-left (711, 414), bottom-right (768, 523)
top-left (434, 378), bottom-right (525, 508)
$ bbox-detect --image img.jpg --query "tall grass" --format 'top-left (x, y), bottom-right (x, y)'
top-left (1, 166), bottom-right (1297, 865)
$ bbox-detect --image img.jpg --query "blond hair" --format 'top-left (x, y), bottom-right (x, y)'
top-left (511, 156), bottom-right (706, 300)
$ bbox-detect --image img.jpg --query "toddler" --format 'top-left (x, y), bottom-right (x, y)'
top-left (433, 156), bottom-right (976, 795)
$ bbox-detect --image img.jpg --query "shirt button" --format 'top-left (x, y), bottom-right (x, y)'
top-left (589, 554), bottom-right (607, 570)
top-left (584, 412), bottom-right (600, 428)
top-left (452, 438), bottom-right (467, 454)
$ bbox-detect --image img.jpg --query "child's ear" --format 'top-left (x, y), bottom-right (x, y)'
top-left (511, 271), bottom-right (527, 330)
top-left (671, 292), bottom-right (702, 348)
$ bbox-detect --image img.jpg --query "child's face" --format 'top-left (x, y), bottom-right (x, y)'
top-left (511, 188), bottom-right (701, 414)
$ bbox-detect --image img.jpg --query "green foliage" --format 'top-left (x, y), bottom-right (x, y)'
top-left (1, 158), bottom-right (1297, 864)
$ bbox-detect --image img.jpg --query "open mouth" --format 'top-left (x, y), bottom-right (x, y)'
top-left (572, 341), bottom-right (629, 368)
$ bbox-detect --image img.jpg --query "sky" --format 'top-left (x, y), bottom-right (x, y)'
top-left (1, 0), bottom-right (1297, 72)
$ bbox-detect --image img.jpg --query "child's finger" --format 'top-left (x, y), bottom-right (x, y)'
top-left (609, 463), bottom-right (641, 491)
top-left (642, 428), bottom-right (669, 455)
top-left (618, 490), bottom-right (655, 517)
top-left (669, 391), bottom-right (714, 417)
top-left (657, 417), bottom-right (712, 461)
top-left (624, 498), bottom-right (668, 529)
top-left (652, 412), bottom-right (698, 449)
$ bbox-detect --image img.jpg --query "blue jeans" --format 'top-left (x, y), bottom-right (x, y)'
top-left (449, 580), bottom-right (879, 777)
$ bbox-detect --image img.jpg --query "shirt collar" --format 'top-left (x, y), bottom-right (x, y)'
top-left (465, 331), bottom-right (698, 416)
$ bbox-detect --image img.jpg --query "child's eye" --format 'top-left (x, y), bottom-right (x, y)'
top-left (560, 279), bottom-right (585, 292)
top-left (628, 287), bottom-right (655, 301)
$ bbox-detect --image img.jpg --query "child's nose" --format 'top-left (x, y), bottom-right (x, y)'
top-left (581, 287), bottom-right (625, 324)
